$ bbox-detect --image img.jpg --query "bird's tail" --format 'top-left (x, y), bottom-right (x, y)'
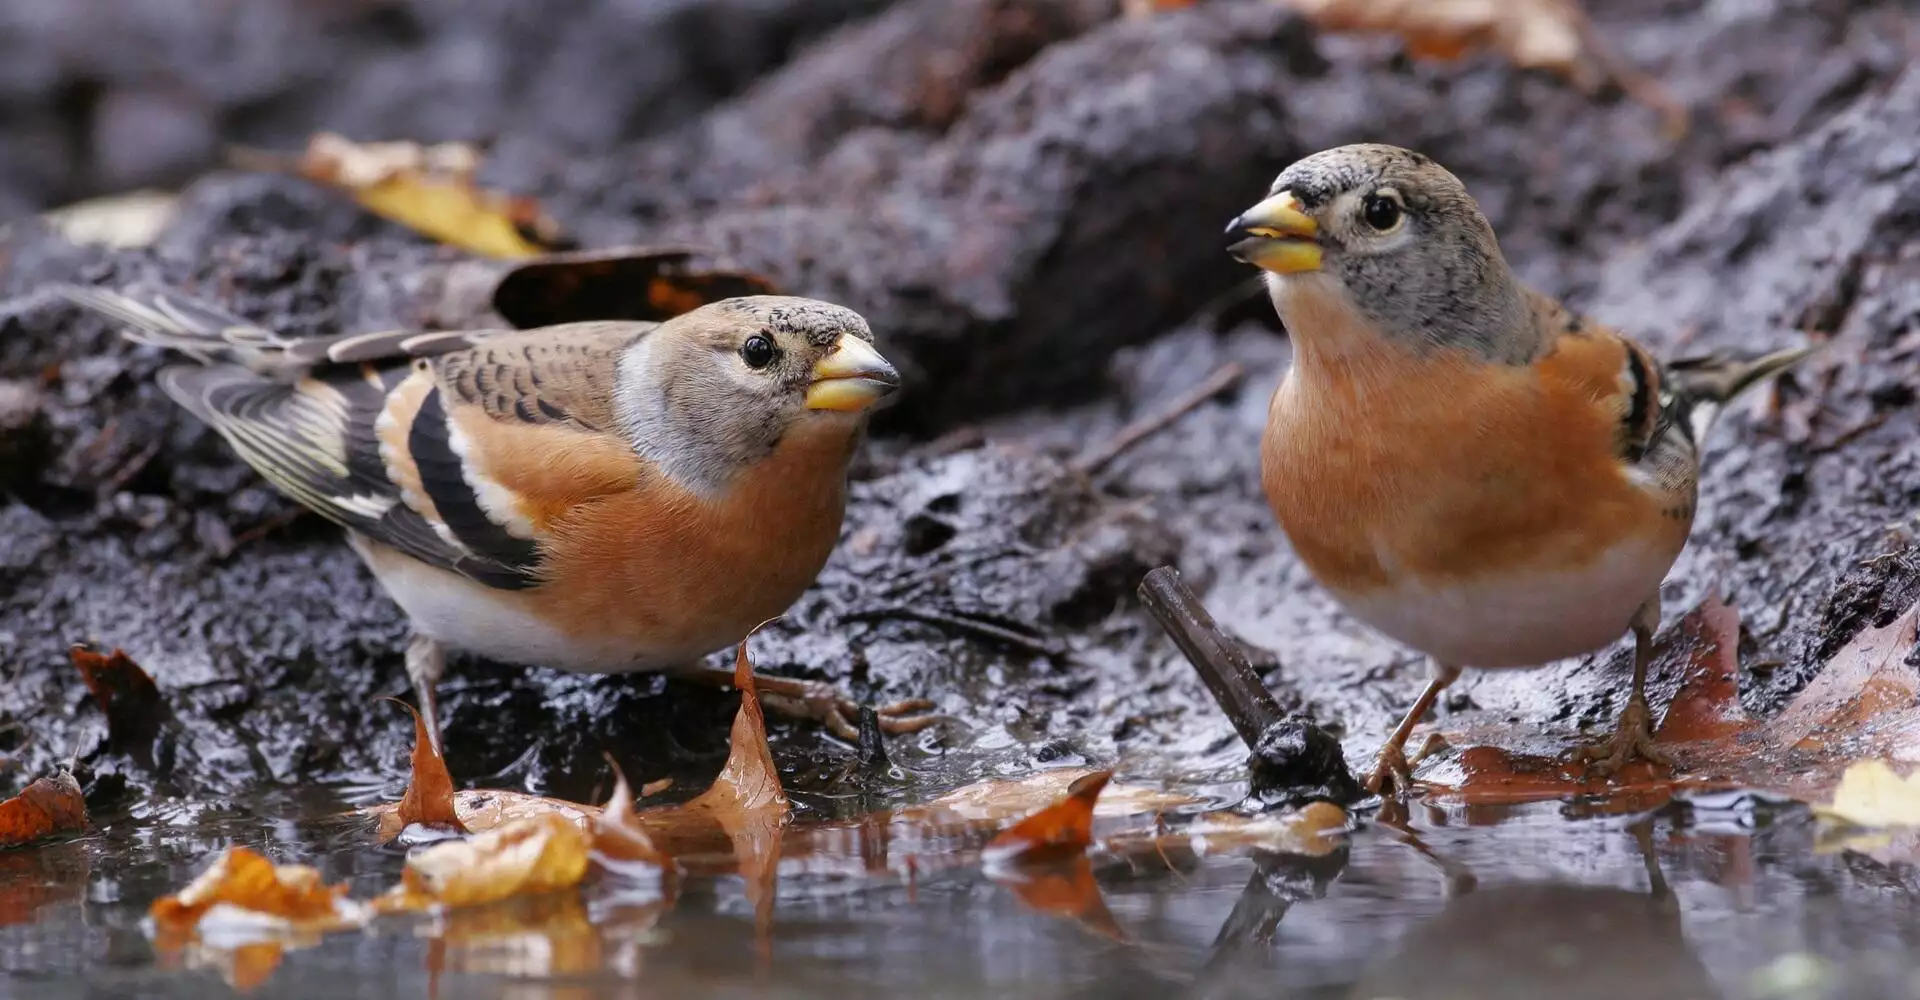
top-left (1669, 344), bottom-right (1820, 443)
top-left (49, 282), bottom-right (310, 375)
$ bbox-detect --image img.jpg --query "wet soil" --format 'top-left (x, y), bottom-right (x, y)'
top-left (1, 0), bottom-right (1919, 995)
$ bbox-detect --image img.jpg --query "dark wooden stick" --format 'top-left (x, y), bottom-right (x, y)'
top-left (1072, 362), bottom-right (1246, 476)
top-left (1138, 565), bottom-right (1283, 748)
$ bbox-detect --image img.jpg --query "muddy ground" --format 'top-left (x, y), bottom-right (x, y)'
top-left (1, 0), bottom-right (1917, 815)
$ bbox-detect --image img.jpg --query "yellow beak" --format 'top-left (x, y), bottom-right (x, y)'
top-left (806, 334), bottom-right (901, 412)
top-left (1224, 191), bottom-right (1322, 274)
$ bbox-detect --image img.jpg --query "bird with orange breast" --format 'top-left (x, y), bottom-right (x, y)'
top-left (1224, 144), bottom-right (1811, 796)
top-left (55, 284), bottom-right (936, 749)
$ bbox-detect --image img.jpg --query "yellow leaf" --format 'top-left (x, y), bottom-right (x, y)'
top-left (1813, 760), bottom-right (1920, 830)
top-left (232, 133), bottom-right (562, 258)
top-left (401, 813), bottom-right (590, 909)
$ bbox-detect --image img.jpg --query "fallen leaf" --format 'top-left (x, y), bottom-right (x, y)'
top-left (41, 189), bottom-right (179, 249)
top-left (397, 812), bottom-right (591, 910)
top-left (149, 847), bottom-right (362, 934)
top-left (373, 700), bottom-right (467, 843)
top-left (983, 771), bottom-right (1112, 866)
top-left (1107, 800), bottom-right (1352, 861)
top-left (911, 768), bottom-right (1198, 824)
top-left (1272, 0), bottom-right (1686, 136)
top-left (1423, 596), bottom-right (1920, 813)
top-left (590, 761), bottom-right (672, 877)
top-left (71, 644), bottom-right (166, 751)
top-left (233, 133), bottom-right (564, 258)
top-left (489, 247), bottom-right (781, 328)
top-left (641, 778), bottom-right (674, 798)
top-left (1813, 760), bottom-right (1920, 830)
top-left (0, 770), bottom-right (86, 849)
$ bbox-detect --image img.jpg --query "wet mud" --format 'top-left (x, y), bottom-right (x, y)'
top-left (0, 0), bottom-right (1916, 897)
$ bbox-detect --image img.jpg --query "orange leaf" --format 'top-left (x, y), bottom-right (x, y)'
top-left (149, 847), bottom-right (355, 933)
top-left (374, 699), bottom-right (466, 843)
top-left (590, 761), bottom-right (672, 873)
top-left (983, 771), bottom-right (1112, 864)
top-left (398, 813), bottom-right (591, 910)
top-left (70, 645), bottom-right (164, 745)
top-left (0, 770), bottom-right (86, 849)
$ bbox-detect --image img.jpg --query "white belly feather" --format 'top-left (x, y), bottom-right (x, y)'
top-left (1331, 537), bottom-right (1678, 668)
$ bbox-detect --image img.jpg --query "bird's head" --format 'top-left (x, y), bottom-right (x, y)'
top-left (1225, 144), bottom-right (1531, 360)
top-left (618, 295), bottom-right (898, 495)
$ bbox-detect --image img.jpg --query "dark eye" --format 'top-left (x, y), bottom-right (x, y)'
top-left (1362, 192), bottom-right (1402, 232)
top-left (740, 334), bottom-right (776, 369)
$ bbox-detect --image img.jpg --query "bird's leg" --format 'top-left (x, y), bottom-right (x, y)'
top-left (682, 666), bottom-right (942, 742)
top-left (1364, 663), bottom-right (1462, 798)
top-left (1576, 599), bottom-right (1674, 777)
top-left (405, 634), bottom-right (447, 754)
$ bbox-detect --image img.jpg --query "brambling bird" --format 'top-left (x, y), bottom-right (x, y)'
top-left (1224, 144), bottom-right (1812, 796)
top-left (54, 284), bottom-right (936, 747)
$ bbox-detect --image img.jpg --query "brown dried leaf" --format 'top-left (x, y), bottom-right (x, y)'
top-left (71, 644), bottom-right (165, 750)
top-left (1273, 0), bottom-right (1685, 135)
top-left (983, 771), bottom-right (1112, 865)
top-left (149, 847), bottom-right (359, 933)
top-left (0, 770), bottom-right (86, 849)
top-left (397, 813), bottom-right (591, 910)
top-left (373, 700), bottom-right (466, 843)
top-left (233, 133), bottom-right (563, 258)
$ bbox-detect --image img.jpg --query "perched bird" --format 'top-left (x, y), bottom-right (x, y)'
top-left (55, 284), bottom-right (933, 747)
top-left (1224, 144), bottom-right (1811, 795)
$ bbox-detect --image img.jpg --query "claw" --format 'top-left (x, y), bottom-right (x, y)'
top-left (752, 677), bottom-right (946, 740)
top-left (1362, 742), bottom-right (1416, 798)
top-left (1574, 696), bottom-right (1672, 779)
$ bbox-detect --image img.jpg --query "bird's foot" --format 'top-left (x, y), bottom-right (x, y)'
top-left (1574, 697), bottom-right (1672, 779)
top-left (1362, 742), bottom-right (1417, 799)
top-left (748, 675), bottom-right (943, 742)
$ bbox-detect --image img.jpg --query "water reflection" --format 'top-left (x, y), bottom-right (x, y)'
top-left (10, 792), bottom-right (1920, 998)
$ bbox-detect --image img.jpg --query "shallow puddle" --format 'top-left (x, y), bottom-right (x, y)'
top-left (5, 771), bottom-right (1919, 1000)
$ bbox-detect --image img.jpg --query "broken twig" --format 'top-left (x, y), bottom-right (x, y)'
top-left (1072, 363), bottom-right (1246, 477)
top-left (1138, 566), bottom-right (1282, 748)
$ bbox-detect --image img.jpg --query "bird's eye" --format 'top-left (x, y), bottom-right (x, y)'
top-left (1362, 192), bottom-right (1403, 232)
top-left (740, 334), bottom-right (776, 369)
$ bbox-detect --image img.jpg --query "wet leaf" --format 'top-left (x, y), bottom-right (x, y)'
top-left (489, 247), bottom-right (780, 328)
top-left (71, 644), bottom-right (165, 751)
top-left (396, 812), bottom-right (591, 910)
top-left (1427, 596), bottom-right (1920, 811)
top-left (0, 769), bottom-right (86, 849)
top-left (233, 133), bottom-right (564, 258)
top-left (1271, 0), bottom-right (1685, 135)
top-left (428, 892), bottom-right (603, 981)
top-left (983, 771), bottom-right (1112, 865)
top-left (912, 768), bottom-right (1196, 824)
top-left (1108, 800), bottom-right (1352, 862)
top-left (1813, 760), bottom-right (1920, 830)
top-left (373, 700), bottom-right (467, 843)
top-left (149, 847), bottom-right (362, 933)
top-left (590, 760), bottom-right (672, 877)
